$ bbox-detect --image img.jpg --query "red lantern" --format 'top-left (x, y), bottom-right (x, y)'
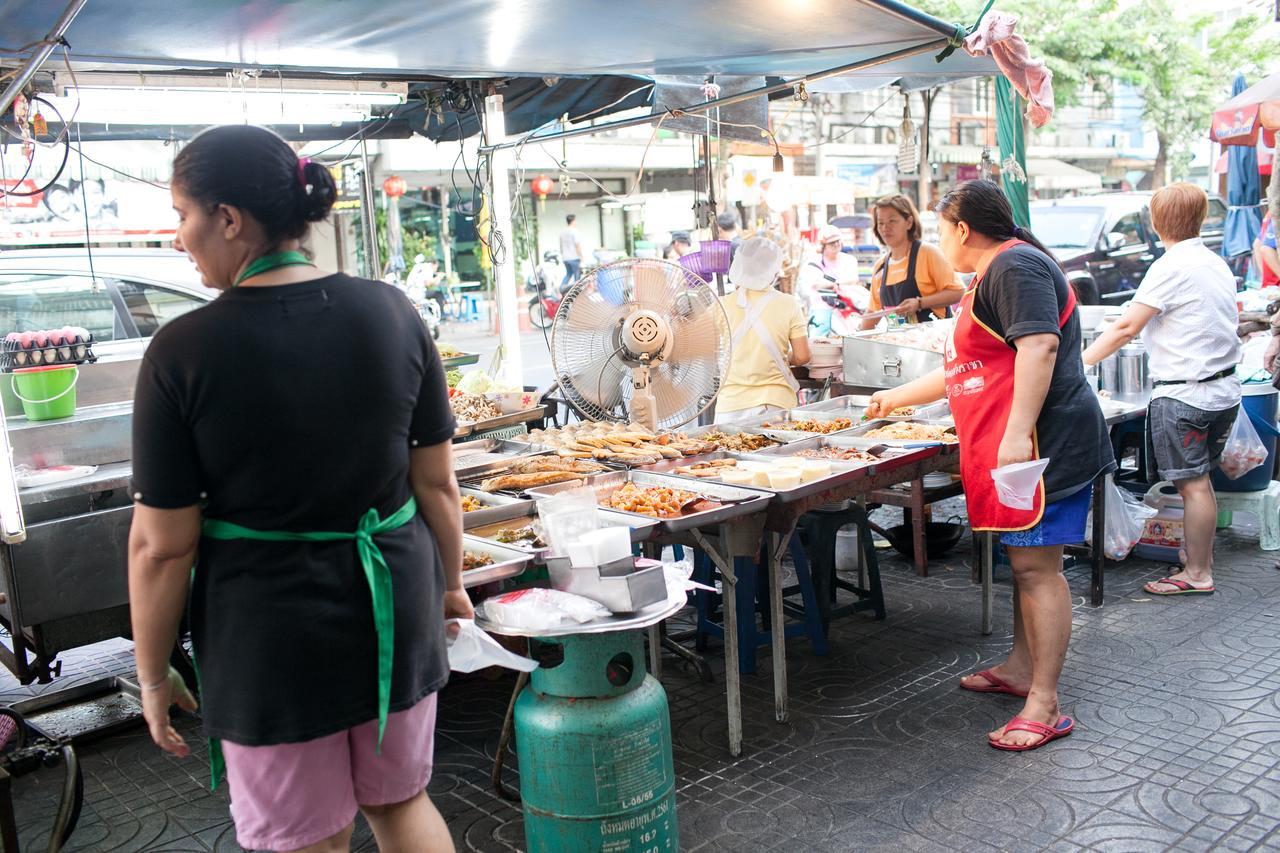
top-left (531, 174), bottom-right (555, 198)
top-left (382, 175), bottom-right (407, 198)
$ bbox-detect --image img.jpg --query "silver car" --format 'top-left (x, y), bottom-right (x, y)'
top-left (0, 248), bottom-right (217, 359)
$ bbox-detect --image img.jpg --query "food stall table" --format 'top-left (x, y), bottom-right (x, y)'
top-left (867, 474), bottom-right (964, 576)
top-left (647, 441), bottom-right (958, 757)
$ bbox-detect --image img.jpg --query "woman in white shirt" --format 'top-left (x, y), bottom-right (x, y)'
top-left (1083, 183), bottom-right (1241, 597)
top-left (797, 224), bottom-right (866, 335)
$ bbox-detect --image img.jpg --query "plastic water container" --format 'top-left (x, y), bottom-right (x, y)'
top-left (835, 525), bottom-right (860, 571)
top-left (1134, 483), bottom-right (1184, 563)
top-left (1212, 382), bottom-right (1279, 493)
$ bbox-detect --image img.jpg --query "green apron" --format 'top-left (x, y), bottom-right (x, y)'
top-left (195, 497), bottom-right (418, 790)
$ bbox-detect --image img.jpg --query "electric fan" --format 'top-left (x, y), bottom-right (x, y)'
top-left (550, 258), bottom-right (731, 431)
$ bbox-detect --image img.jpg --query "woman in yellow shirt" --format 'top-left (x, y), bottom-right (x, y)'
top-left (861, 194), bottom-right (964, 329)
top-left (715, 237), bottom-right (810, 424)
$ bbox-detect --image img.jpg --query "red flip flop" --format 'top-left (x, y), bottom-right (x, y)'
top-left (1144, 578), bottom-right (1214, 596)
top-left (989, 715), bottom-right (1074, 751)
top-left (960, 668), bottom-right (1029, 698)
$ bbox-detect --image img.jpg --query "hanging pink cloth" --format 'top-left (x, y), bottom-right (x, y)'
top-left (963, 12), bottom-right (1055, 128)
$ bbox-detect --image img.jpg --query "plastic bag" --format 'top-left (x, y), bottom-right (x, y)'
top-left (535, 488), bottom-right (601, 557)
top-left (1219, 409), bottom-right (1268, 480)
top-left (1084, 475), bottom-right (1158, 560)
top-left (446, 619), bottom-right (538, 673)
top-left (480, 588), bottom-right (611, 632)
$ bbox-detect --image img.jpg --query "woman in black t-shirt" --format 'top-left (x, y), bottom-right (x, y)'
top-left (868, 181), bottom-right (1113, 753)
top-left (128, 125), bottom-right (468, 852)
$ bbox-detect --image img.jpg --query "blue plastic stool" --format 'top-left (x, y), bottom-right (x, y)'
top-left (691, 535), bottom-right (828, 674)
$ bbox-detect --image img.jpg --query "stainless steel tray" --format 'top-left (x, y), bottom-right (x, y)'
top-left (793, 395), bottom-right (874, 417)
top-left (477, 589), bottom-right (688, 637)
top-left (526, 470), bottom-right (773, 532)
top-left (683, 423), bottom-right (784, 451)
top-left (460, 487), bottom-right (538, 527)
top-left (649, 450), bottom-right (876, 504)
top-left (462, 506), bottom-right (659, 552)
top-left (441, 352), bottom-right (481, 369)
top-left (452, 437), bottom-right (552, 478)
top-left (461, 536), bottom-right (534, 588)
top-left (468, 406), bottom-right (549, 436)
top-left (747, 409), bottom-right (861, 444)
top-left (793, 395), bottom-right (951, 423)
top-left (846, 418), bottom-right (960, 450)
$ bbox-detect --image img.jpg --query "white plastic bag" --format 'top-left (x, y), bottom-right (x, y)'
top-left (1219, 409), bottom-right (1268, 480)
top-left (1085, 475), bottom-right (1157, 561)
top-left (480, 588), bottom-right (611, 632)
top-left (446, 619), bottom-right (539, 673)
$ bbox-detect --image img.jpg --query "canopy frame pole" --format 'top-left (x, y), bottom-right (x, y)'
top-left (0, 0), bottom-right (89, 118)
top-left (359, 135), bottom-right (381, 279)
top-left (479, 37), bottom-right (950, 154)
top-left (482, 93), bottom-right (525, 386)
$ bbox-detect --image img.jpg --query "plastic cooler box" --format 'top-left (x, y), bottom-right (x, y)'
top-left (1211, 382), bottom-right (1279, 493)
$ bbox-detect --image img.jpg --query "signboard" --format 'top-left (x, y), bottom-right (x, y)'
top-left (0, 175), bottom-right (176, 246)
top-left (330, 162), bottom-right (364, 212)
top-left (832, 162), bottom-right (896, 197)
top-left (956, 165), bottom-right (981, 181)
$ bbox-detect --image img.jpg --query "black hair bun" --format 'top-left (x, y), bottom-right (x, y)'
top-left (299, 160), bottom-right (337, 222)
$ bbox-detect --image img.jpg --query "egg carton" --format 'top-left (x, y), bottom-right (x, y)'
top-left (1, 329), bottom-right (97, 371)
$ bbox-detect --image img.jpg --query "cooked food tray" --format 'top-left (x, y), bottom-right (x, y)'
top-left (461, 536), bottom-right (533, 588)
top-left (525, 470), bottom-right (773, 532)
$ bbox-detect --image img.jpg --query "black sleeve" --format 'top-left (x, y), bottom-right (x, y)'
top-left (130, 353), bottom-right (205, 508)
top-left (981, 253), bottom-right (1064, 345)
top-left (408, 317), bottom-right (457, 448)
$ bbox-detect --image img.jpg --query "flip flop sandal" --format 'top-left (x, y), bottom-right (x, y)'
top-left (959, 668), bottom-right (1029, 698)
top-left (1145, 577), bottom-right (1214, 596)
top-left (989, 715), bottom-right (1074, 752)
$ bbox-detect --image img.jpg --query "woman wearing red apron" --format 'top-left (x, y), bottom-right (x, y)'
top-left (868, 181), bottom-right (1114, 751)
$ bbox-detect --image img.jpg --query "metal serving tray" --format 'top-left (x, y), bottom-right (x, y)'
top-left (793, 395), bottom-right (952, 423)
top-left (463, 506), bottom-right (659, 553)
top-left (440, 352), bottom-right (481, 369)
top-left (746, 409), bottom-right (861, 444)
top-left (793, 394), bottom-right (873, 417)
top-left (460, 487), bottom-right (537, 527)
top-left (468, 406), bottom-right (549, 436)
top-left (452, 437), bottom-right (552, 478)
top-left (526, 470), bottom-right (773, 532)
top-left (643, 449), bottom-right (876, 504)
top-left (461, 536), bottom-right (533, 588)
top-left (847, 418), bottom-right (960, 451)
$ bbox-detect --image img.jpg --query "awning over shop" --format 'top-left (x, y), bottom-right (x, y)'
top-left (1, 1), bottom-right (989, 80)
top-left (1026, 157), bottom-right (1101, 192)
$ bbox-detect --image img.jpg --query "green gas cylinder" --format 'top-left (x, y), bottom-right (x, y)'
top-left (515, 630), bottom-right (679, 852)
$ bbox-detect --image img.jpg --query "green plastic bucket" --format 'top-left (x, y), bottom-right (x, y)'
top-left (12, 365), bottom-right (77, 420)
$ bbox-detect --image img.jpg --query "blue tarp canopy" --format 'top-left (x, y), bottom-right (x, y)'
top-left (0, 0), bottom-right (994, 141)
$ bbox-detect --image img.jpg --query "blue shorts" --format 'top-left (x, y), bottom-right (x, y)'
top-left (999, 483), bottom-right (1092, 547)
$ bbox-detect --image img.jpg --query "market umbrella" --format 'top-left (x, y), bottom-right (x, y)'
top-left (1212, 71), bottom-right (1280, 226)
top-left (1222, 74), bottom-right (1262, 259)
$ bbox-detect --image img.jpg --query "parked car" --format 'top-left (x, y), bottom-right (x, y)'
top-left (1029, 192), bottom-right (1227, 305)
top-left (0, 248), bottom-right (216, 359)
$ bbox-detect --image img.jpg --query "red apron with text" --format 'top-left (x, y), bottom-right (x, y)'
top-left (944, 240), bottom-right (1077, 532)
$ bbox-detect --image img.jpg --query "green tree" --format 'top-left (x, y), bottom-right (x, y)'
top-left (1115, 4), bottom-right (1274, 186)
top-left (916, 0), bottom-right (1128, 113)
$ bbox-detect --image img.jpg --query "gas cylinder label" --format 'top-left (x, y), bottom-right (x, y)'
top-left (599, 799), bottom-right (674, 852)
top-left (592, 718), bottom-right (667, 808)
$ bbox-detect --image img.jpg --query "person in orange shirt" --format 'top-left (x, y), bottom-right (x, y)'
top-left (861, 194), bottom-right (964, 329)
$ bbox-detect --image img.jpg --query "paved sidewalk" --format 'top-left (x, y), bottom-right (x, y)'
top-left (5, 520), bottom-right (1279, 851)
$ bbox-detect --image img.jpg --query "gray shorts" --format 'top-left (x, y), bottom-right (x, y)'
top-left (1147, 397), bottom-right (1239, 482)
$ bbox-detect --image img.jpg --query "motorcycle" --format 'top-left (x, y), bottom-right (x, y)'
top-left (527, 251), bottom-right (571, 329)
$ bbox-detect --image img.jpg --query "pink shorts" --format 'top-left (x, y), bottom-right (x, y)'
top-left (222, 693), bottom-right (438, 852)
